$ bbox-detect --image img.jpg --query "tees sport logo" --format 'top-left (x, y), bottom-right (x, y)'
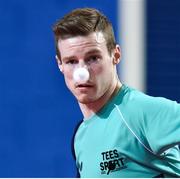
top-left (100, 149), bottom-right (127, 175)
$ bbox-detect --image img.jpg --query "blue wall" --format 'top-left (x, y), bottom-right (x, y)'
top-left (146, 0), bottom-right (180, 102)
top-left (0, 0), bottom-right (118, 177)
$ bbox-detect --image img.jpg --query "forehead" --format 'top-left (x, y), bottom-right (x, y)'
top-left (57, 32), bottom-right (107, 57)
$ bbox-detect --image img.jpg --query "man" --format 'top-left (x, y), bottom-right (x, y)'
top-left (53, 8), bottom-right (180, 177)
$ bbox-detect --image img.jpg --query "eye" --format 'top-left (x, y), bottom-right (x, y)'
top-left (66, 59), bottom-right (78, 65)
top-left (86, 55), bottom-right (100, 64)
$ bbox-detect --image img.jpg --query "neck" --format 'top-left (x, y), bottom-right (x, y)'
top-left (79, 80), bottom-right (122, 119)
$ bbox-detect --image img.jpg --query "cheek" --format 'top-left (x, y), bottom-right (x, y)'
top-left (64, 69), bottom-right (73, 79)
top-left (90, 62), bottom-right (105, 75)
top-left (92, 66), bottom-right (103, 75)
top-left (92, 62), bottom-right (111, 78)
top-left (93, 62), bottom-right (114, 90)
top-left (63, 69), bottom-right (74, 86)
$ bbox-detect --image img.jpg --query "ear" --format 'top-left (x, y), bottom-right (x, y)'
top-left (112, 45), bottom-right (121, 65)
top-left (55, 55), bottom-right (64, 73)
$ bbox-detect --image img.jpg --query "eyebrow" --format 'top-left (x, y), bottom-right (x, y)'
top-left (62, 49), bottom-right (102, 61)
top-left (85, 49), bottom-right (101, 56)
top-left (62, 56), bottom-right (76, 62)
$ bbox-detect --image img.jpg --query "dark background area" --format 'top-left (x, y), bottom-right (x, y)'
top-left (146, 0), bottom-right (180, 102)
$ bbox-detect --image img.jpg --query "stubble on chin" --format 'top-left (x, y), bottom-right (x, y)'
top-left (76, 96), bottom-right (93, 104)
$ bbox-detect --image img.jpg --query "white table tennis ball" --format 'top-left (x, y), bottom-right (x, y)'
top-left (73, 67), bottom-right (90, 83)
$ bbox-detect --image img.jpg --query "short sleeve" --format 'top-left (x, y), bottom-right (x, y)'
top-left (143, 97), bottom-right (180, 155)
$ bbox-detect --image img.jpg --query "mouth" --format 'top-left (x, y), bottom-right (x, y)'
top-left (76, 83), bottom-right (94, 89)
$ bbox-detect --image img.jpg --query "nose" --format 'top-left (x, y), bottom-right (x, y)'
top-left (78, 60), bottom-right (88, 69)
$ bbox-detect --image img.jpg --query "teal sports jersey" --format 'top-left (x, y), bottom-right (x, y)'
top-left (74, 85), bottom-right (180, 177)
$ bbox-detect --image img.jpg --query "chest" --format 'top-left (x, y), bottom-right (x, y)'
top-left (74, 113), bottom-right (159, 177)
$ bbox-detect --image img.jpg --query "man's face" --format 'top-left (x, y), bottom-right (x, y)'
top-left (57, 32), bottom-right (120, 104)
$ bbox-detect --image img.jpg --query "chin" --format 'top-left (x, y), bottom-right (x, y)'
top-left (76, 96), bottom-right (95, 104)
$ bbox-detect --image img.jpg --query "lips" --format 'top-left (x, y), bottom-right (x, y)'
top-left (76, 83), bottom-right (93, 88)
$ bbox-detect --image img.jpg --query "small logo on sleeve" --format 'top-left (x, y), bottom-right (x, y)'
top-left (99, 149), bottom-right (127, 175)
top-left (77, 161), bottom-right (83, 172)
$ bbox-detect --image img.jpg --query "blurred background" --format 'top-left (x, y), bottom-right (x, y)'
top-left (0, 0), bottom-right (179, 177)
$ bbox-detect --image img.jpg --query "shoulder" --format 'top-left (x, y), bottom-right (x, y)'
top-left (122, 85), bottom-right (179, 113)
top-left (117, 85), bottom-right (180, 131)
